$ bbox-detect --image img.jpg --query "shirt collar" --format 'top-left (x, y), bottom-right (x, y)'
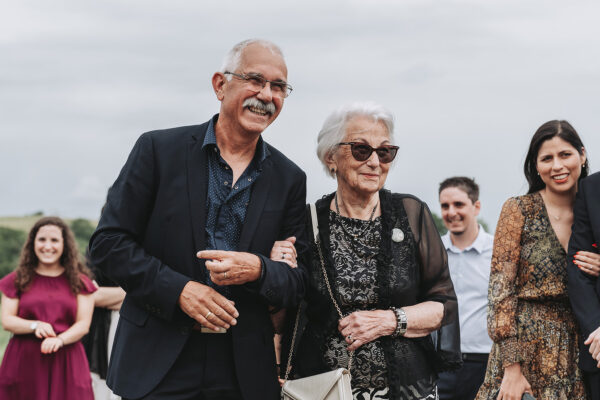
top-left (442, 224), bottom-right (488, 254)
top-left (202, 115), bottom-right (270, 163)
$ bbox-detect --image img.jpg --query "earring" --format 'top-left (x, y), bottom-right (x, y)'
top-left (330, 168), bottom-right (336, 174)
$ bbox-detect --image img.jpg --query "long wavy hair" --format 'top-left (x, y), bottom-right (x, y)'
top-left (524, 120), bottom-right (589, 194)
top-left (14, 216), bottom-right (91, 294)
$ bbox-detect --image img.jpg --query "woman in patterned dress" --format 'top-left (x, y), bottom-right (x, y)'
top-left (275, 102), bottom-right (460, 400)
top-left (476, 120), bottom-right (596, 400)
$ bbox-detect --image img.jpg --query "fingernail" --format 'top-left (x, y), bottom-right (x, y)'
top-left (231, 319), bottom-right (237, 325)
top-left (593, 243), bottom-right (598, 248)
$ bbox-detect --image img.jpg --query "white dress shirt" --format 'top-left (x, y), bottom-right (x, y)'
top-left (442, 226), bottom-right (493, 354)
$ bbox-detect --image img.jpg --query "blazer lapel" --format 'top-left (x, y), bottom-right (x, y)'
top-left (238, 158), bottom-right (273, 252)
top-left (187, 129), bottom-right (208, 258)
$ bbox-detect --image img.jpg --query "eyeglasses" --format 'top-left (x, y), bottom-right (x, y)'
top-left (337, 142), bottom-right (399, 163)
top-left (223, 71), bottom-right (293, 98)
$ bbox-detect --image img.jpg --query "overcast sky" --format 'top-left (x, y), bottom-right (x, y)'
top-left (2, 0), bottom-right (599, 230)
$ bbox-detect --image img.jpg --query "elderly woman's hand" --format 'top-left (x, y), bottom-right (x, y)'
top-left (338, 310), bottom-right (396, 351)
top-left (574, 250), bottom-right (600, 277)
top-left (270, 236), bottom-right (297, 268)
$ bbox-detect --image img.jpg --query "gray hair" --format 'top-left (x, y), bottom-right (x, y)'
top-left (221, 39), bottom-right (285, 79)
top-left (317, 102), bottom-right (395, 178)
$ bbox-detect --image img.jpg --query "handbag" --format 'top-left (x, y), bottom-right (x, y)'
top-left (281, 203), bottom-right (353, 400)
top-left (493, 390), bottom-right (535, 400)
top-left (429, 319), bottom-right (463, 372)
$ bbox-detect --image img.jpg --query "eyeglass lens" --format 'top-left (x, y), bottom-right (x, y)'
top-left (246, 75), bottom-right (288, 97)
top-left (350, 143), bottom-right (398, 163)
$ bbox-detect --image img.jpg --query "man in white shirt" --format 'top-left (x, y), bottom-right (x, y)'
top-left (437, 177), bottom-right (493, 400)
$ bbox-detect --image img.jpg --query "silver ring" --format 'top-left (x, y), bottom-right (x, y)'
top-left (205, 311), bottom-right (213, 319)
top-left (281, 253), bottom-right (286, 260)
top-left (347, 334), bottom-right (353, 342)
top-left (223, 271), bottom-right (228, 279)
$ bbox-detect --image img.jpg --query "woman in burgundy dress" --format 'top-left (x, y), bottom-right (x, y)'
top-left (0, 216), bottom-right (96, 399)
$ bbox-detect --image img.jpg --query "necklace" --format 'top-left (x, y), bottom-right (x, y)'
top-left (334, 192), bottom-right (378, 241)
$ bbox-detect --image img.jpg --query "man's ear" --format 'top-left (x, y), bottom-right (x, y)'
top-left (212, 72), bottom-right (226, 101)
top-left (474, 200), bottom-right (481, 217)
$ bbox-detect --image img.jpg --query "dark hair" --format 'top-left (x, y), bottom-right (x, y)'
top-left (439, 176), bottom-right (479, 203)
top-left (524, 120), bottom-right (589, 194)
top-left (15, 216), bottom-right (91, 294)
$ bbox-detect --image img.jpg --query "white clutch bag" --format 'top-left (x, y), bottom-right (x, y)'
top-left (281, 368), bottom-right (352, 400)
top-left (280, 204), bottom-right (353, 400)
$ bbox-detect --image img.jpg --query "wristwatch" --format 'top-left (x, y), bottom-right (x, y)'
top-left (30, 321), bottom-right (38, 332)
top-left (390, 307), bottom-right (407, 337)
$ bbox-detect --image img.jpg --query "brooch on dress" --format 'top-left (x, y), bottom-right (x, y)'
top-left (392, 228), bottom-right (404, 242)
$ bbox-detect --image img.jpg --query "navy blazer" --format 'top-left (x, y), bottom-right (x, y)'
top-left (567, 171), bottom-right (600, 371)
top-left (89, 115), bottom-right (309, 399)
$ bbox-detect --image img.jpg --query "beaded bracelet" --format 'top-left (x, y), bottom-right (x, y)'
top-left (390, 307), bottom-right (407, 337)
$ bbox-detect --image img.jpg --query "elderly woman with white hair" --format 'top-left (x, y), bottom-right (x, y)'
top-left (276, 102), bottom-right (459, 400)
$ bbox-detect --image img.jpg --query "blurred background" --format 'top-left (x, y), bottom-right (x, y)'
top-left (1, 1), bottom-right (600, 349)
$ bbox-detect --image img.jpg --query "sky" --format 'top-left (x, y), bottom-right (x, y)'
top-left (2, 0), bottom-right (599, 230)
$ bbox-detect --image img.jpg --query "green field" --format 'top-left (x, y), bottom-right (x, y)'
top-left (0, 216), bottom-right (43, 232)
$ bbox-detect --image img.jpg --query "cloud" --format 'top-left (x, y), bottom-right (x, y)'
top-left (2, 0), bottom-right (600, 230)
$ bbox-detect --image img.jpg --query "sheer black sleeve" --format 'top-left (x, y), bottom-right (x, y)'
top-left (402, 197), bottom-right (457, 325)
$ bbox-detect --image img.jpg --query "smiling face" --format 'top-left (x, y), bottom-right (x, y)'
top-left (327, 116), bottom-right (392, 197)
top-left (536, 136), bottom-right (586, 194)
top-left (440, 187), bottom-right (480, 237)
top-left (34, 224), bottom-right (64, 267)
top-left (213, 43), bottom-right (288, 137)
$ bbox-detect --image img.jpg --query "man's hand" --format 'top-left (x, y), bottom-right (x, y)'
top-left (585, 326), bottom-right (600, 367)
top-left (177, 281), bottom-right (238, 331)
top-left (198, 250), bottom-right (262, 285)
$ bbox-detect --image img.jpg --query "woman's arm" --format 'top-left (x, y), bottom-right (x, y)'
top-left (41, 292), bottom-right (95, 354)
top-left (488, 198), bottom-right (532, 400)
top-left (94, 286), bottom-right (126, 310)
top-left (1, 294), bottom-right (56, 337)
top-left (488, 198), bottom-right (524, 365)
top-left (403, 300), bottom-right (444, 337)
top-left (337, 301), bottom-right (444, 351)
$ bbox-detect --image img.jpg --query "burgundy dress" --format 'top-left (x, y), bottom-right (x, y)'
top-left (0, 271), bottom-right (96, 399)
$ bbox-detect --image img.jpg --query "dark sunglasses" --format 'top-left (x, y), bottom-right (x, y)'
top-left (337, 142), bottom-right (399, 163)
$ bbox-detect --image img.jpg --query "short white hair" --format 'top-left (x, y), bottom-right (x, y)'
top-left (221, 39), bottom-right (285, 79)
top-left (316, 102), bottom-right (395, 178)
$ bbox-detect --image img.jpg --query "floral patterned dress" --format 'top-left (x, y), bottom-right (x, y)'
top-left (476, 193), bottom-right (586, 399)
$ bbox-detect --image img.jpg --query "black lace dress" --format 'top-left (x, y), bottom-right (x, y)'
top-left (282, 190), bottom-right (458, 400)
top-left (325, 212), bottom-right (389, 398)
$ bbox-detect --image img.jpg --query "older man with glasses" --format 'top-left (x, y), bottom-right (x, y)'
top-left (89, 39), bottom-right (308, 400)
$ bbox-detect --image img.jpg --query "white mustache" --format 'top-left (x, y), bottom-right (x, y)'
top-left (242, 98), bottom-right (276, 115)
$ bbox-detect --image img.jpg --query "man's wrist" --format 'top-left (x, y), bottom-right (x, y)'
top-left (256, 255), bottom-right (265, 282)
